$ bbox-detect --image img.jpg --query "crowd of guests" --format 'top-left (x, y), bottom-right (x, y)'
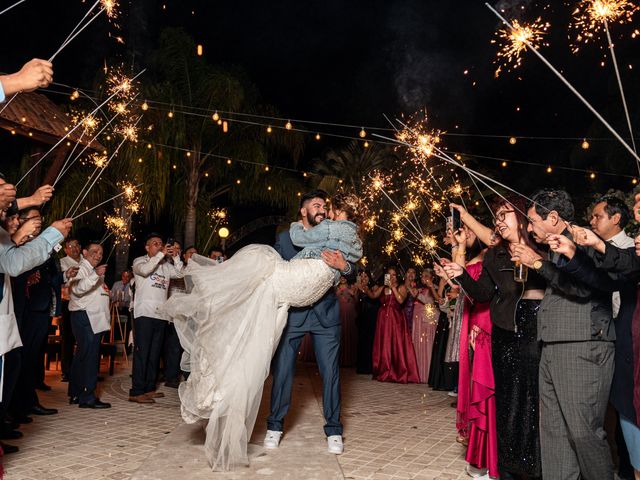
top-left (330, 191), bottom-right (639, 480)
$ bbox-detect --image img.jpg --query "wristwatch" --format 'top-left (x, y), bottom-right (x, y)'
top-left (532, 259), bottom-right (543, 270)
top-left (341, 263), bottom-right (352, 275)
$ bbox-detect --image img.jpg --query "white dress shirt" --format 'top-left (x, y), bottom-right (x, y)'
top-left (68, 258), bottom-right (110, 334)
top-left (132, 253), bottom-right (183, 320)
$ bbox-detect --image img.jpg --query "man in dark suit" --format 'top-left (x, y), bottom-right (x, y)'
top-left (512, 190), bottom-right (615, 480)
top-left (266, 190), bottom-right (355, 455)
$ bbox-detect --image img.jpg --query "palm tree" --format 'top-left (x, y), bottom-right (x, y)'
top-left (142, 28), bottom-right (305, 246)
top-left (313, 140), bottom-right (400, 193)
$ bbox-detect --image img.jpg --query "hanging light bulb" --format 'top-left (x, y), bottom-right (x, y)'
top-left (266, 126), bottom-right (272, 133)
top-left (632, 178), bottom-right (638, 185)
top-left (217, 119), bottom-right (222, 125)
top-left (315, 133), bottom-right (321, 140)
top-left (226, 159), bottom-right (232, 165)
top-left (264, 166), bottom-right (270, 172)
top-left (212, 112), bottom-right (219, 121)
top-left (168, 111), bottom-right (174, 118)
top-left (359, 127), bottom-right (366, 138)
top-left (501, 161), bottom-right (507, 167)
top-left (581, 139), bottom-right (590, 150)
top-left (546, 166), bottom-right (552, 173)
top-left (509, 137), bottom-right (517, 145)
top-left (364, 141), bottom-right (369, 148)
top-left (141, 102), bottom-right (149, 111)
top-left (589, 172), bottom-right (596, 179)
top-left (285, 120), bottom-right (292, 130)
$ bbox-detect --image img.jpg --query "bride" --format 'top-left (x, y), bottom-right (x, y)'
top-left (162, 193), bottom-right (364, 471)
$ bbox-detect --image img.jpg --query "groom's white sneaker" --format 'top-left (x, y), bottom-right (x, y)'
top-left (264, 430), bottom-right (283, 449)
top-left (327, 435), bottom-right (344, 454)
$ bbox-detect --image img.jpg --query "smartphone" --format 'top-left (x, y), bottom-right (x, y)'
top-left (384, 273), bottom-right (390, 286)
top-left (451, 207), bottom-right (461, 231)
top-left (166, 237), bottom-right (175, 246)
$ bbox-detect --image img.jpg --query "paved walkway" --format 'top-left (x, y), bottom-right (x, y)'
top-left (3, 361), bottom-right (468, 480)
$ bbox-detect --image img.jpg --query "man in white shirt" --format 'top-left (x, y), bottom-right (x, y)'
top-left (129, 234), bottom-right (183, 403)
top-left (59, 238), bottom-right (82, 382)
top-left (68, 243), bottom-right (111, 409)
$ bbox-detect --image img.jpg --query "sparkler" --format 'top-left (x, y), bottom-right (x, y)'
top-left (202, 208), bottom-right (229, 253)
top-left (0, 0), bottom-right (27, 16)
top-left (571, 0), bottom-right (639, 160)
top-left (70, 183), bottom-right (143, 221)
top-left (66, 116), bottom-right (142, 218)
top-left (492, 17), bottom-right (549, 76)
top-left (485, 2), bottom-right (640, 171)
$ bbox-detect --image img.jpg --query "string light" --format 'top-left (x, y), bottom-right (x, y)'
top-left (212, 112), bottom-right (219, 121)
top-left (285, 120), bottom-right (292, 130)
top-left (589, 172), bottom-right (596, 179)
top-left (168, 111), bottom-right (174, 118)
top-left (141, 102), bottom-right (148, 111)
top-left (509, 136), bottom-right (517, 145)
top-left (222, 121), bottom-right (228, 133)
top-left (546, 166), bottom-right (553, 173)
top-left (236, 179), bottom-right (241, 184)
top-left (226, 159), bottom-right (232, 165)
top-left (501, 161), bottom-right (508, 167)
top-left (266, 125), bottom-right (272, 133)
top-left (633, 178), bottom-right (638, 184)
top-left (197, 44), bottom-right (203, 56)
top-left (581, 139), bottom-right (590, 149)
top-left (359, 127), bottom-right (367, 138)
top-left (315, 133), bottom-right (321, 140)
top-left (364, 141), bottom-right (369, 148)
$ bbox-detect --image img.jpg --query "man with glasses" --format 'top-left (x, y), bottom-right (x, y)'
top-left (129, 234), bottom-right (184, 404)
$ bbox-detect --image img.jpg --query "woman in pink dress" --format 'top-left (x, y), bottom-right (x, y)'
top-left (336, 276), bottom-right (358, 367)
top-left (410, 269), bottom-right (439, 383)
top-left (441, 225), bottom-right (498, 478)
top-left (366, 267), bottom-right (420, 383)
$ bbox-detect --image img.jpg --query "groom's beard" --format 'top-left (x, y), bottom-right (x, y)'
top-left (306, 212), bottom-right (326, 226)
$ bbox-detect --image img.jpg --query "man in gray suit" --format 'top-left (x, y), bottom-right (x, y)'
top-left (511, 189), bottom-right (614, 480)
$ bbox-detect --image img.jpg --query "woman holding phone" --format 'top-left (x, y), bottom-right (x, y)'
top-left (436, 196), bottom-right (544, 479)
top-left (369, 266), bottom-right (420, 383)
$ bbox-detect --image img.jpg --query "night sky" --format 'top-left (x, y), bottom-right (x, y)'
top-left (1, 0), bottom-right (639, 220)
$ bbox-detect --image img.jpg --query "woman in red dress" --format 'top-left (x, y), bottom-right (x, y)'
top-left (367, 267), bottom-right (420, 383)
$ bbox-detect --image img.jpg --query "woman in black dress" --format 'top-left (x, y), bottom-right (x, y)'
top-left (355, 270), bottom-right (379, 374)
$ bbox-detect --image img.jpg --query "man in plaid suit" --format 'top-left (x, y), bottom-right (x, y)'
top-left (511, 189), bottom-right (615, 480)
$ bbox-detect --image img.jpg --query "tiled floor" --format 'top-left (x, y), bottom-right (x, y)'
top-left (3, 360), bottom-right (468, 480)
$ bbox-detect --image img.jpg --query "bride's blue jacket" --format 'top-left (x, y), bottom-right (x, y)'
top-left (274, 225), bottom-right (357, 328)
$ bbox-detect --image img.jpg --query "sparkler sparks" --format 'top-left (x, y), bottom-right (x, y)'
top-left (492, 17), bottom-right (550, 76)
top-left (101, 0), bottom-right (118, 20)
top-left (105, 214), bottom-right (128, 242)
top-left (91, 153), bottom-right (108, 168)
top-left (571, 0), bottom-right (639, 50)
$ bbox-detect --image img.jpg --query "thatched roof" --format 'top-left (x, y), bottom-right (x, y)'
top-left (0, 92), bottom-right (104, 151)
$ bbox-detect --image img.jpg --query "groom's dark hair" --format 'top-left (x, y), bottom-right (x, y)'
top-left (299, 189), bottom-right (328, 209)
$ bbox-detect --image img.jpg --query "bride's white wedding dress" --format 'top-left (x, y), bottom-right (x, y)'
top-left (162, 245), bottom-right (335, 470)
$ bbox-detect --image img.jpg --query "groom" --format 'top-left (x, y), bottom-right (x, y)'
top-left (265, 190), bottom-right (355, 455)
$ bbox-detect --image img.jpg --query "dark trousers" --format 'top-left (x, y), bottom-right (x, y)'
top-left (11, 311), bottom-right (50, 414)
top-left (60, 300), bottom-right (75, 376)
top-left (69, 311), bottom-right (101, 403)
top-left (130, 316), bottom-right (165, 396)
top-left (163, 322), bottom-right (183, 382)
top-left (268, 315), bottom-right (342, 436)
top-left (0, 348), bottom-right (21, 421)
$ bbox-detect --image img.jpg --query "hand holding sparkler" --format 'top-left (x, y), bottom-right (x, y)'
top-left (437, 258), bottom-right (464, 280)
top-left (547, 234), bottom-right (577, 259)
top-left (95, 264), bottom-right (107, 277)
top-left (568, 225), bottom-right (606, 253)
top-left (0, 59), bottom-right (53, 96)
top-left (12, 216), bottom-right (42, 246)
top-left (27, 185), bottom-right (54, 206)
top-left (50, 218), bottom-right (73, 238)
top-left (0, 182), bottom-right (17, 210)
